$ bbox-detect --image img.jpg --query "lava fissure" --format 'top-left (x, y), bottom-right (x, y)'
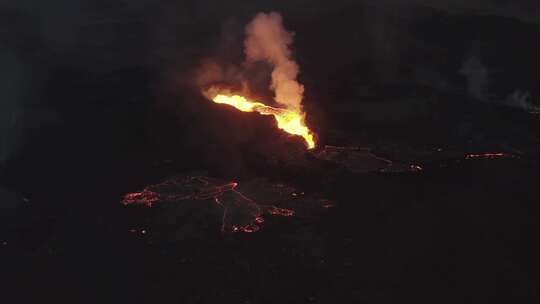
top-left (211, 93), bottom-right (316, 149)
top-left (200, 12), bottom-right (316, 149)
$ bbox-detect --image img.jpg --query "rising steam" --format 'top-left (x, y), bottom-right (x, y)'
top-left (199, 12), bottom-right (315, 149)
top-left (244, 12), bottom-right (304, 111)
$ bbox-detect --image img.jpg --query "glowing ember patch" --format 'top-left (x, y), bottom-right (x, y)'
top-left (211, 94), bottom-right (316, 149)
top-left (122, 190), bottom-right (159, 207)
top-left (266, 206), bottom-right (295, 217)
top-left (465, 153), bottom-right (513, 159)
top-left (233, 224), bottom-right (260, 233)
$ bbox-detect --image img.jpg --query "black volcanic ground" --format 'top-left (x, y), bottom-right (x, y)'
top-left (1, 1), bottom-right (540, 303)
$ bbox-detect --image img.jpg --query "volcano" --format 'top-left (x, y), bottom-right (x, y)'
top-left (3, 3), bottom-right (540, 304)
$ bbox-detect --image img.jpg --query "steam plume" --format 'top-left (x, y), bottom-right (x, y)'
top-left (244, 12), bottom-right (304, 111)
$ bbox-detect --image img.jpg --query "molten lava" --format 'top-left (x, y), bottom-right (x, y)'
top-left (212, 94), bottom-right (316, 149)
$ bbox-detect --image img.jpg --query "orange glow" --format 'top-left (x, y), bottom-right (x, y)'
top-left (211, 93), bottom-right (316, 149)
top-left (213, 95), bottom-right (266, 112)
top-left (465, 152), bottom-right (510, 159)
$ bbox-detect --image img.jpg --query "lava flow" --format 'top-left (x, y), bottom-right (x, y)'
top-left (121, 175), bottom-right (331, 233)
top-left (212, 94), bottom-right (316, 149)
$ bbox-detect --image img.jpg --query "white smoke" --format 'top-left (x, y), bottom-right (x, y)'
top-left (459, 55), bottom-right (489, 101)
top-left (459, 54), bottom-right (538, 114)
top-left (244, 12), bottom-right (304, 111)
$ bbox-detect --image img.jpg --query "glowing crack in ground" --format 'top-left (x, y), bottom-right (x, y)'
top-left (122, 175), bottom-right (331, 233)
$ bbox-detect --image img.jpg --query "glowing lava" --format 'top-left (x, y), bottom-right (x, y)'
top-left (212, 94), bottom-right (316, 149)
top-left (121, 175), bottom-right (331, 234)
top-left (465, 152), bottom-right (513, 159)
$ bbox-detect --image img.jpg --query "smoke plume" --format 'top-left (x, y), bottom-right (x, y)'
top-left (244, 12), bottom-right (304, 111)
